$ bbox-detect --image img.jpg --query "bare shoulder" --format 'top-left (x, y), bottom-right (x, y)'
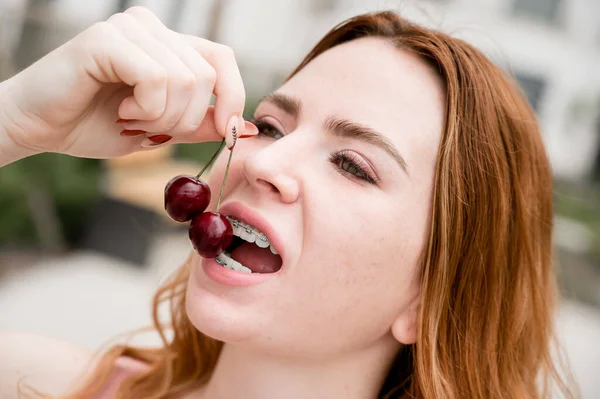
top-left (87, 356), bottom-right (149, 399)
top-left (0, 332), bottom-right (149, 399)
top-left (0, 332), bottom-right (93, 398)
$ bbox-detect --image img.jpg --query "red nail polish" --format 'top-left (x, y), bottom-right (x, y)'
top-left (148, 134), bottom-right (172, 144)
top-left (239, 133), bottom-right (257, 138)
top-left (116, 118), bottom-right (133, 124)
top-left (120, 129), bottom-right (146, 136)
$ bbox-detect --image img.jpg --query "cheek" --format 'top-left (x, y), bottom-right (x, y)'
top-left (292, 207), bottom-right (424, 338)
top-left (205, 149), bottom-right (247, 207)
top-left (205, 152), bottom-right (227, 190)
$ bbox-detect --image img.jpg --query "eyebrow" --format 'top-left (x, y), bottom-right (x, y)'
top-left (261, 92), bottom-right (301, 119)
top-left (260, 92), bottom-right (409, 173)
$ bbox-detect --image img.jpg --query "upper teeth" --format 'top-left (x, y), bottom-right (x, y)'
top-left (226, 217), bottom-right (279, 255)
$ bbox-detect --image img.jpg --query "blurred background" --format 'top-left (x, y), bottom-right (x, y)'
top-left (0, 0), bottom-right (599, 397)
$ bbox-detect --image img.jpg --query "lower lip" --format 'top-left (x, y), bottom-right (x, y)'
top-left (201, 257), bottom-right (273, 287)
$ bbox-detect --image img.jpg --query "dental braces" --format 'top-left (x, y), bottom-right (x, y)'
top-left (226, 217), bottom-right (269, 243)
top-left (215, 255), bottom-right (227, 266)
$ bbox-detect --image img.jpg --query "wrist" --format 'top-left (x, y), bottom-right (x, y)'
top-left (0, 79), bottom-right (38, 166)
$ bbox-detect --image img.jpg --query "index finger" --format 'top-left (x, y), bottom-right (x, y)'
top-left (181, 34), bottom-right (246, 141)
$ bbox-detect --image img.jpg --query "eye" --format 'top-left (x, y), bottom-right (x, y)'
top-left (329, 150), bottom-right (379, 185)
top-left (250, 118), bottom-right (284, 139)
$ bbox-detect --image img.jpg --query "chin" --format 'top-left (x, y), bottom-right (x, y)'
top-left (184, 265), bottom-right (260, 344)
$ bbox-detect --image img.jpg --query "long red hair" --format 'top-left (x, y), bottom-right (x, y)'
top-left (25, 10), bottom-right (576, 399)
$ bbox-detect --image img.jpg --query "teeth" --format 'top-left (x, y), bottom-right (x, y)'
top-left (226, 216), bottom-right (272, 248)
top-left (223, 254), bottom-right (235, 270)
top-left (230, 258), bottom-right (243, 272)
top-left (216, 252), bottom-right (227, 265)
top-left (241, 228), bottom-right (256, 243)
top-left (255, 234), bottom-right (270, 248)
top-left (216, 252), bottom-right (252, 273)
top-left (217, 217), bottom-right (281, 274)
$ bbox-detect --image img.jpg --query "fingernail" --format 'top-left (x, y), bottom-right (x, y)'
top-left (141, 134), bottom-right (172, 148)
top-left (120, 129), bottom-right (147, 137)
top-left (239, 121), bottom-right (259, 138)
top-left (116, 118), bottom-right (134, 124)
top-left (225, 115), bottom-right (238, 150)
top-left (148, 134), bottom-right (172, 144)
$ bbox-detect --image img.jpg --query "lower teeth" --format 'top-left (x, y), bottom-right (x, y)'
top-left (216, 252), bottom-right (252, 274)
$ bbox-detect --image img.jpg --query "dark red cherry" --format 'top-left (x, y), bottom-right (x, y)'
top-left (189, 212), bottom-right (233, 258)
top-left (164, 175), bottom-right (211, 222)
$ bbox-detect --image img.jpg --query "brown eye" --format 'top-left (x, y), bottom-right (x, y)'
top-left (341, 158), bottom-right (362, 176)
top-left (329, 151), bottom-right (378, 185)
top-left (252, 119), bottom-right (283, 139)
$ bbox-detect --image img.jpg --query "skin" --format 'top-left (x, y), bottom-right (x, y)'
top-left (185, 37), bottom-right (446, 398)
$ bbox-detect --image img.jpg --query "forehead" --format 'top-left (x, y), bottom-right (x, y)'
top-left (277, 37), bottom-right (445, 175)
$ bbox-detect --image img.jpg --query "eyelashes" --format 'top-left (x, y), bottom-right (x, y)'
top-left (328, 150), bottom-right (379, 185)
top-left (250, 117), bottom-right (379, 185)
top-left (252, 119), bottom-right (284, 140)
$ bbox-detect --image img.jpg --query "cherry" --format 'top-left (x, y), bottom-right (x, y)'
top-left (189, 138), bottom-right (237, 258)
top-left (189, 212), bottom-right (233, 258)
top-left (163, 131), bottom-right (238, 258)
top-left (163, 138), bottom-right (224, 222)
top-left (164, 175), bottom-right (210, 222)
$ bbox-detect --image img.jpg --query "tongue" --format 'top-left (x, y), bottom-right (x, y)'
top-left (231, 242), bottom-right (282, 273)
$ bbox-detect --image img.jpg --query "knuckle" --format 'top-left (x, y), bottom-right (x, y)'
top-left (106, 12), bottom-right (125, 24)
top-left (88, 21), bottom-right (115, 38)
top-left (147, 68), bottom-right (167, 86)
top-left (80, 22), bottom-right (117, 53)
top-left (147, 108), bottom-right (165, 119)
top-left (217, 44), bottom-right (236, 60)
top-left (180, 122), bottom-right (201, 134)
top-left (201, 66), bottom-right (217, 86)
top-left (178, 72), bottom-right (197, 91)
top-left (124, 5), bottom-right (152, 18)
top-left (161, 114), bottom-right (181, 131)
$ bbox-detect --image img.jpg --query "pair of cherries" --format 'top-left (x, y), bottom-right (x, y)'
top-left (164, 137), bottom-right (235, 258)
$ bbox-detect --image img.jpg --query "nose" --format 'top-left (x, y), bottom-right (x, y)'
top-left (242, 144), bottom-right (300, 204)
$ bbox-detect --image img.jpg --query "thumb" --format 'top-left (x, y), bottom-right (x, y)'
top-left (169, 106), bottom-right (258, 145)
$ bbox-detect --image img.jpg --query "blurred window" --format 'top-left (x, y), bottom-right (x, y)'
top-left (515, 72), bottom-right (546, 112)
top-left (511, 0), bottom-right (562, 23)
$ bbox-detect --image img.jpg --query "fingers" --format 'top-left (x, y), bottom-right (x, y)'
top-left (124, 6), bottom-right (246, 141)
top-left (83, 22), bottom-right (167, 119)
top-left (106, 12), bottom-right (198, 132)
top-left (122, 10), bottom-right (217, 135)
top-left (182, 35), bottom-right (247, 146)
top-left (135, 107), bottom-right (259, 149)
top-left (93, 6), bottom-right (249, 147)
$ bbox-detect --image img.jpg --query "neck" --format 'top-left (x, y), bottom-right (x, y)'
top-left (196, 337), bottom-right (401, 399)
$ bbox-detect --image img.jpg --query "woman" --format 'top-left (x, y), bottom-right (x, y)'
top-left (0, 6), bottom-right (576, 399)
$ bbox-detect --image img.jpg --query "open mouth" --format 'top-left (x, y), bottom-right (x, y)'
top-left (214, 216), bottom-right (283, 274)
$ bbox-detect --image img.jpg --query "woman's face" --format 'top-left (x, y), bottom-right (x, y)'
top-left (186, 37), bottom-right (445, 358)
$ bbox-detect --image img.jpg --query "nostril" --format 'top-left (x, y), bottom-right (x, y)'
top-left (257, 179), bottom-right (279, 194)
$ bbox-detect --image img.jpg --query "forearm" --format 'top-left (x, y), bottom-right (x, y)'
top-left (0, 80), bottom-right (38, 167)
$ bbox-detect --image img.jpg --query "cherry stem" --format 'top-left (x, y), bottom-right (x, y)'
top-left (195, 138), bottom-right (226, 179)
top-left (216, 146), bottom-right (234, 212)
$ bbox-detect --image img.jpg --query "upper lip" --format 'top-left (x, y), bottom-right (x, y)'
top-left (218, 201), bottom-right (285, 262)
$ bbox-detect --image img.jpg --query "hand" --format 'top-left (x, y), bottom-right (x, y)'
top-left (0, 6), bottom-right (255, 160)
